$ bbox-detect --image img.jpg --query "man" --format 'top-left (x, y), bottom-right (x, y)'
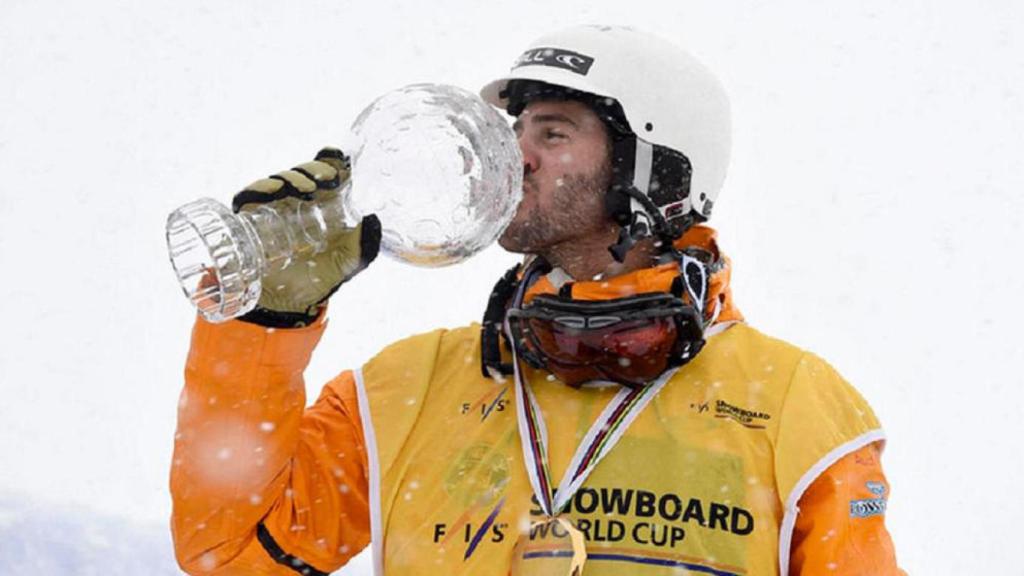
top-left (171, 26), bottom-right (904, 575)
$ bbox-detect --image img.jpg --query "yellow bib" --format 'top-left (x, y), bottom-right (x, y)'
top-left (355, 323), bottom-right (882, 575)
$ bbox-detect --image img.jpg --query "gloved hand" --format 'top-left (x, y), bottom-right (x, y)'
top-left (233, 147), bottom-right (381, 328)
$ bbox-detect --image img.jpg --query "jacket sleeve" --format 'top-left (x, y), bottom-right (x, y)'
top-left (170, 315), bottom-right (371, 575)
top-left (789, 441), bottom-right (906, 576)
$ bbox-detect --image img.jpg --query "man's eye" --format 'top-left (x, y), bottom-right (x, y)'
top-left (545, 130), bottom-right (567, 140)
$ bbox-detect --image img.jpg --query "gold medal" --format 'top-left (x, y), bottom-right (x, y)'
top-left (509, 517), bottom-right (586, 576)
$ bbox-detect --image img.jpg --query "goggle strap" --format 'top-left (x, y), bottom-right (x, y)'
top-left (480, 263), bottom-right (522, 379)
top-left (669, 275), bottom-right (684, 299)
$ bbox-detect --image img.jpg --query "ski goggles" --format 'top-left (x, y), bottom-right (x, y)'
top-left (506, 292), bottom-right (705, 388)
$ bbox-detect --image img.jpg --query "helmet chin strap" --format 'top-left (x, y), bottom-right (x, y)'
top-left (606, 128), bottom-right (710, 263)
top-left (608, 138), bottom-right (681, 262)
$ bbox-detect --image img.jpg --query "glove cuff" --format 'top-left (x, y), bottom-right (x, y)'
top-left (238, 304), bottom-right (325, 329)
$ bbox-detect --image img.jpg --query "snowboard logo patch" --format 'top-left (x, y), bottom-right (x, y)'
top-left (513, 47), bottom-right (595, 75)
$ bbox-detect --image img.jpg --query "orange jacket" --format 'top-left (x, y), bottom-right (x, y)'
top-left (171, 316), bottom-right (904, 575)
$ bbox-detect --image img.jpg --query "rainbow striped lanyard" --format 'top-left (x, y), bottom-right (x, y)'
top-left (505, 320), bottom-right (676, 518)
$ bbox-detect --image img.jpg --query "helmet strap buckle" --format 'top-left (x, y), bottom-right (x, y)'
top-left (608, 211), bottom-right (650, 262)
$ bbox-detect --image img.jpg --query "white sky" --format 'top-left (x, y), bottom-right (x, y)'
top-left (2, 0), bottom-right (1023, 574)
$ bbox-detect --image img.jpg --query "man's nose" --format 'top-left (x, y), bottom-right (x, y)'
top-left (519, 134), bottom-right (539, 176)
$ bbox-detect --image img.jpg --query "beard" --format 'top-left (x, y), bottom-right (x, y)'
top-left (499, 164), bottom-right (613, 254)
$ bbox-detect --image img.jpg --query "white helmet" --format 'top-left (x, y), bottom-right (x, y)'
top-left (482, 25), bottom-right (731, 259)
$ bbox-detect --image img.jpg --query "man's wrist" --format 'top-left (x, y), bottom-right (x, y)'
top-left (238, 304), bottom-right (325, 329)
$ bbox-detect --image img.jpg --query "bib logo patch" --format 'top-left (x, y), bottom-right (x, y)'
top-left (518, 486), bottom-right (753, 575)
top-left (512, 47), bottom-right (595, 75)
top-left (436, 443), bottom-right (513, 559)
top-left (460, 385), bottom-right (509, 422)
top-left (443, 443), bottom-right (511, 507)
top-left (432, 497), bottom-right (509, 560)
top-left (714, 399), bottom-right (771, 429)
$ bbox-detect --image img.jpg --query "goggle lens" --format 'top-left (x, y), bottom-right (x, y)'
top-left (516, 314), bottom-right (682, 387)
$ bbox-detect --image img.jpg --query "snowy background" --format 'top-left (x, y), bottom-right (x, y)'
top-left (2, 0), bottom-right (1022, 573)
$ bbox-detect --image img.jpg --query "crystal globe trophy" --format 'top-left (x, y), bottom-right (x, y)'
top-left (166, 83), bottom-right (523, 322)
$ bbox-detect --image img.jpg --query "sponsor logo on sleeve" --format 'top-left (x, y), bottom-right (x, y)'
top-left (849, 497), bottom-right (887, 518)
top-left (865, 481), bottom-right (887, 496)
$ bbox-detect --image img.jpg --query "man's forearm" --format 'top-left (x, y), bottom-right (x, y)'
top-left (170, 316), bottom-right (325, 573)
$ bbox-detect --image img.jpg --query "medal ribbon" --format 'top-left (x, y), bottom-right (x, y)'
top-left (505, 290), bottom-right (676, 575)
top-left (509, 345), bottom-right (675, 516)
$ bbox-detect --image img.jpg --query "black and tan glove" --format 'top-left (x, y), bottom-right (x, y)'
top-left (233, 147), bottom-right (381, 328)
